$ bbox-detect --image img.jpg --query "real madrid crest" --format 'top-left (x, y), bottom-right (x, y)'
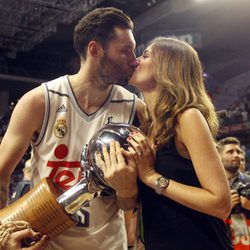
top-left (54, 118), bottom-right (67, 138)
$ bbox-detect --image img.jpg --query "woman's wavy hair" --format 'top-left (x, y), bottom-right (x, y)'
top-left (144, 37), bottom-right (219, 148)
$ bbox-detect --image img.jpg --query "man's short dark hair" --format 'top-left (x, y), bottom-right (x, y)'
top-left (74, 7), bottom-right (133, 59)
top-left (217, 136), bottom-right (240, 153)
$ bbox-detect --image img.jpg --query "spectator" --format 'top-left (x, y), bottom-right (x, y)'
top-left (218, 137), bottom-right (250, 249)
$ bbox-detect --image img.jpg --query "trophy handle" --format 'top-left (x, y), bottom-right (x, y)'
top-left (56, 171), bottom-right (102, 215)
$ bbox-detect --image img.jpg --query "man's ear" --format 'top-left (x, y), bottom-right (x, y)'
top-left (88, 41), bottom-right (104, 57)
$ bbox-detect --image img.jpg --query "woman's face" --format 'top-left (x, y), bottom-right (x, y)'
top-left (128, 44), bottom-right (157, 92)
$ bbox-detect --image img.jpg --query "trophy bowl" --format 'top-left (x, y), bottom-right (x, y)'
top-left (82, 122), bottom-right (142, 188)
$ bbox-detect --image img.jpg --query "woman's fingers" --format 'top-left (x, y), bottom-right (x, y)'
top-left (127, 131), bottom-right (150, 155)
top-left (127, 137), bottom-right (143, 155)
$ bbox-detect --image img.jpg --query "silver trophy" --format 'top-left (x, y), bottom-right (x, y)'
top-left (57, 121), bottom-right (142, 218)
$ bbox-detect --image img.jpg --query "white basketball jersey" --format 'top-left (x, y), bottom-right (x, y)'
top-left (30, 75), bottom-right (138, 250)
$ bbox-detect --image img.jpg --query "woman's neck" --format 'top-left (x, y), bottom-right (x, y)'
top-left (142, 92), bottom-right (154, 114)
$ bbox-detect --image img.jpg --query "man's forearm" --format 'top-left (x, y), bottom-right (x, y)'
top-left (116, 193), bottom-right (138, 211)
top-left (0, 179), bottom-right (9, 209)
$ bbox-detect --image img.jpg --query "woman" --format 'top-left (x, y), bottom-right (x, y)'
top-left (98, 37), bottom-right (232, 249)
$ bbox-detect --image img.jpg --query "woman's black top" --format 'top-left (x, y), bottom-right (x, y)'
top-left (139, 137), bottom-right (232, 250)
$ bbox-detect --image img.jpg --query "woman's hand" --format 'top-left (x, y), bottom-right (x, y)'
top-left (127, 132), bottom-right (156, 186)
top-left (96, 141), bottom-right (138, 198)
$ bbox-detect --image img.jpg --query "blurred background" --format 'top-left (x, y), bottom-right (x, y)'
top-left (0, 0), bottom-right (249, 186)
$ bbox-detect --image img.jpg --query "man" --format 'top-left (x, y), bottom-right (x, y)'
top-left (0, 7), bottom-right (143, 249)
top-left (218, 137), bottom-right (250, 249)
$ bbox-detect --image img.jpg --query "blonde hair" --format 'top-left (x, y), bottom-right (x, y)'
top-left (144, 37), bottom-right (219, 147)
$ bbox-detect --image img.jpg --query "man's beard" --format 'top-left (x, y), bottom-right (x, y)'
top-left (225, 165), bottom-right (239, 174)
top-left (95, 54), bottom-right (130, 89)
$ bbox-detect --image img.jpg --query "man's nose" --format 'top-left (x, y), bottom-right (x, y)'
top-left (130, 58), bottom-right (139, 68)
top-left (233, 151), bottom-right (240, 159)
top-left (130, 52), bottom-right (139, 67)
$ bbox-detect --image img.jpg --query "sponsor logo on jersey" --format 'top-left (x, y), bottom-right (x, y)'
top-left (56, 104), bottom-right (67, 113)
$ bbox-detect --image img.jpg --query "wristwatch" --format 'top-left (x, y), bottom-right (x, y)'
top-left (155, 176), bottom-right (170, 195)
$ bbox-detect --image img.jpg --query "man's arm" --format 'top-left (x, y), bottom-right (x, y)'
top-left (116, 193), bottom-right (138, 211)
top-left (0, 87), bottom-right (45, 208)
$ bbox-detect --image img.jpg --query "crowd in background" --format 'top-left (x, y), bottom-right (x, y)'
top-left (221, 85), bottom-right (250, 126)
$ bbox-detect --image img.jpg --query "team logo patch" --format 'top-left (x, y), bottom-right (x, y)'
top-left (54, 118), bottom-right (67, 138)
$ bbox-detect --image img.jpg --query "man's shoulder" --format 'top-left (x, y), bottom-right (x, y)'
top-left (115, 85), bottom-right (135, 95)
top-left (242, 173), bottom-right (250, 182)
top-left (44, 75), bottom-right (67, 88)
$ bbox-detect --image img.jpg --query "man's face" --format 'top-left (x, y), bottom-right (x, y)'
top-left (220, 144), bottom-right (241, 174)
top-left (98, 27), bottom-right (137, 87)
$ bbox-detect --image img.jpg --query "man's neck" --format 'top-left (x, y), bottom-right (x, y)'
top-left (226, 170), bottom-right (238, 181)
top-left (68, 73), bottom-right (113, 115)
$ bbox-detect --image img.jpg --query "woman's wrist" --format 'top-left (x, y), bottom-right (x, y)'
top-left (141, 171), bottom-right (160, 188)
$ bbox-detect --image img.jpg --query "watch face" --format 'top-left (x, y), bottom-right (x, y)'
top-left (158, 177), bottom-right (168, 188)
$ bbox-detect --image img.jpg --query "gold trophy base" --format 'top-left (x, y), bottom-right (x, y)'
top-left (0, 178), bottom-right (75, 238)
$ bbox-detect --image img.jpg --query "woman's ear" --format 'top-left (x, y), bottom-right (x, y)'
top-left (88, 41), bottom-right (103, 57)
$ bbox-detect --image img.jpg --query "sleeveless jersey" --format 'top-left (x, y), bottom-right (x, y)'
top-left (30, 75), bottom-right (138, 250)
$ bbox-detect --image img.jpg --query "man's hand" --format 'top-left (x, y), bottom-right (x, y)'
top-left (2, 228), bottom-right (48, 250)
top-left (96, 141), bottom-right (138, 199)
top-left (231, 189), bottom-right (240, 209)
top-left (240, 196), bottom-right (250, 210)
